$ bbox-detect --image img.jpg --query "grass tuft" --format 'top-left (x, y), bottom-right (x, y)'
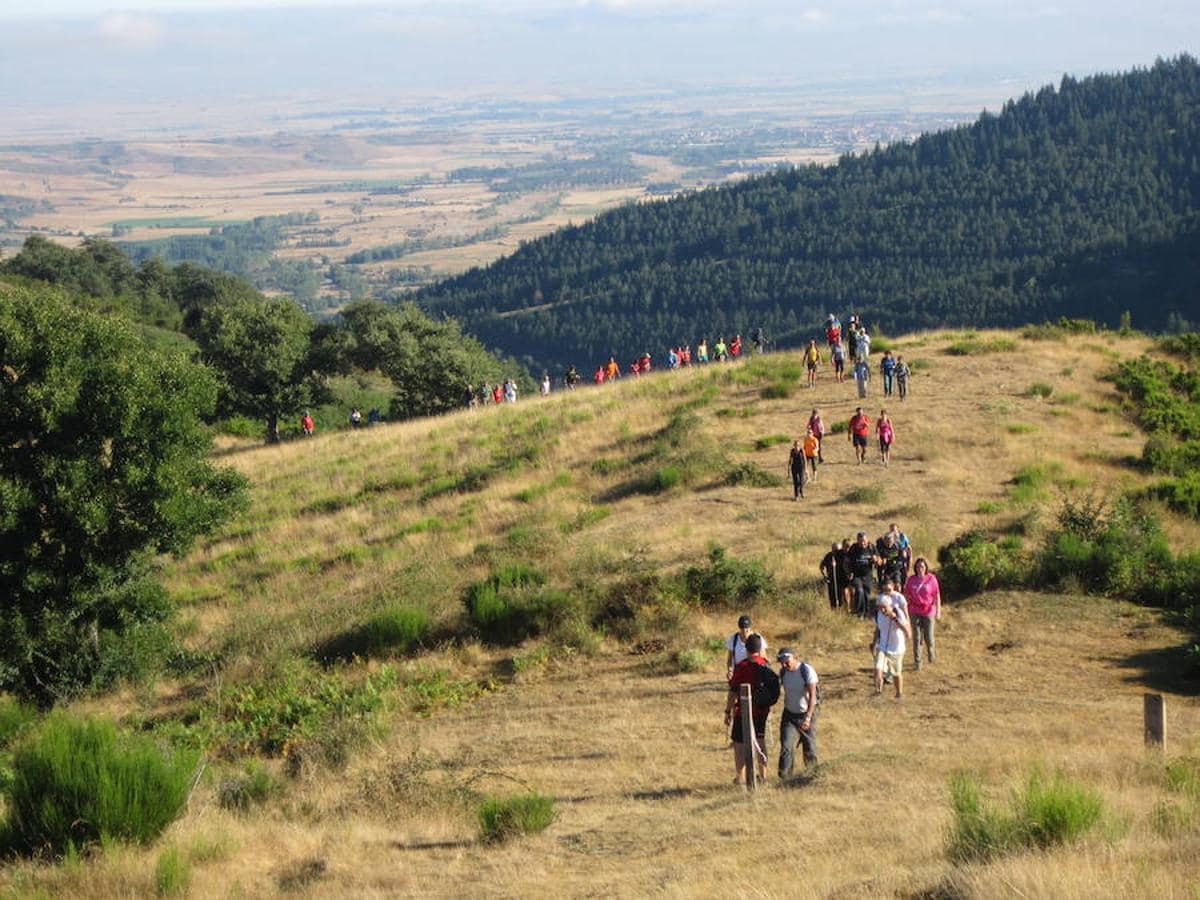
top-left (479, 793), bottom-right (556, 843)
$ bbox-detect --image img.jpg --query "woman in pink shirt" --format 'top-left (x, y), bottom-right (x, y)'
top-left (876, 409), bottom-right (895, 467)
top-left (903, 557), bottom-right (941, 670)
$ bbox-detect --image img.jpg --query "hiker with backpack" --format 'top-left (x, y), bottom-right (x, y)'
top-left (723, 634), bottom-right (778, 786)
top-left (777, 648), bottom-right (819, 777)
top-left (880, 351), bottom-right (897, 397)
top-left (872, 591), bottom-right (912, 700)
top-left (848, 531), bottom-right (879, 617)
top-left (807, 408), bottom-right (826, 463)
top-left (789, 439), bottom-right (807, 501)
top-left (895, 355), bottom-right (911, 401)
top-left (903, 557), bottom-right (941, 670)
top-left (725, 614), bottom-right (768, 680)
top-left (849, 407), bottom-right (871, 464)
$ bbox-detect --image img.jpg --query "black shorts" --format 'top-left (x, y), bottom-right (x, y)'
top-left (853, 434), bottom-right (868, 448)
top-left (731, 714), bottom-right (768, 744)
top-left (807, 362), bottom-right (818, 371)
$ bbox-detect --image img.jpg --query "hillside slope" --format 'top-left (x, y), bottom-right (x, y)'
top-left (416, 57), bottom-right (1200, 372)
top-left (5, 330), bottom-right (1200, 897)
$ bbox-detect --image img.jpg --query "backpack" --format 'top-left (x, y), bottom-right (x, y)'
top-left (800, 662), bottom-right (823, 707)
top-left (751, 662), bottom-right (781, 711)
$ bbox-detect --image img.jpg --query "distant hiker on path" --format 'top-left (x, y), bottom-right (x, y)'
top-left (880, 351), bottom-right (897, 397)
top-left (492, 383), bottom-right (504, 405)
top-left (301, 411), bottom-right (315, 436)
top-left (464, 386), bottom-right (477, 409)
top-left (724, 634), bottom-right (777, 786)
top-left (825, 314), bottom-right (841, 350)
top-left (803, 340), bottom-right (821, 387)
top-left (820, 542), bottom-right (842, 610)
top-left (504, 379), bottom-right (518, 403)
top-left (350, 408), bottom-right (363, 428)
top-left (803, 428), bottom-right (820, 481)
top-left (854, 359), bottom-right (870, 398)
top-left (855, 328), bottom-right (872, 362)
top-left (896, 355), bottom-right (911, 401)
top-left (877, 409), bottom-right (895, 467)
top-left (807, 408), bottom-right (826, 463)
top-left (848, 531), bottom-right (879, 617)
top-left (697, 339), bottom-right (709, 363)
top-left (904, 557), bottom-right (942, 670)
top-left (777, 647), bottom-right (819, 777)
top-left (872, 593), bottom-right (911, 699)
top-left (726, 614), bottom-right (767, 679)
top-left (751, 327), bottom-right (766, 354)
top-left (541, 373), bottom-right (551, 396)
top-left (849, 407), bottom-right (871, 465)
top-left (714, 337), bottom-right (728, 361)
top-left (565, 365), bottom-right (581, 389)
top-left (605, 357), bottom-right (621, 381)
top-left (789, 439), bottom-right (807, 500)
top-left (831, 340), bottom-right (846, 383)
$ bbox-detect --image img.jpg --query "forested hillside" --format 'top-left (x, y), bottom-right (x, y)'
top-left (417, 57), bottom-right (1200, 372)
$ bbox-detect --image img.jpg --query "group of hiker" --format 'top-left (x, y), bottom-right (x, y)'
top-left (802, 314), bottom-right (912, 399)
top-left (464, 379), bottom-right (521, 407)
top-left (787, 405), bottom-right (897, 499)
top-left (722, 526), bottom-right (943, 786)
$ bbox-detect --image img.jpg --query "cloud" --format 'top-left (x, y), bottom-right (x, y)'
top-left (97, 13), bottom-right (166, 47)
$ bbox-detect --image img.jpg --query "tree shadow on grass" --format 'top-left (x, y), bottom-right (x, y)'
top-left (1115, 641), bottom-right (1200, 697)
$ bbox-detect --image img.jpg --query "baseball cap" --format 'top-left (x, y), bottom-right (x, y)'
top-left (776, 647), bottom-right (795, 662)
top-left (737, 614), bottom-right (752, 628)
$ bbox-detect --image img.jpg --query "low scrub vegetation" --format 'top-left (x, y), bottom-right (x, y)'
top-left (947, 768), bottom-right (1105, 862)
top-left (2, 715), bottom-right (198, 856)
top-left (683, 545), bottom-right (776, 608)
top-left (478, 793), bottom-right (556, 843)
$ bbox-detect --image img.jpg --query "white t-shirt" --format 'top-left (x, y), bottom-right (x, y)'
top-left (726, 632), bottom-right (767, 666)
top-left (878, 589), bottom-right (907, 614)
top-left (780, 662), bottom-right (819, 714)
top-left (875, 608), bottom-right (908, 655)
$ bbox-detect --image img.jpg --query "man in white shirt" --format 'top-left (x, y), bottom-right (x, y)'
top-left (725, 614), bottom-right (767, 680)
top-left (776, 648), bottom-right (819, 777)
top-left (872, 593), bottom-right (911, 699)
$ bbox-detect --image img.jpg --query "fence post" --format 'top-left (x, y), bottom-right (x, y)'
top-left (739, 683), bottom-right (756, 792)
top-left (1144, 693), bottom-right (1166, 750)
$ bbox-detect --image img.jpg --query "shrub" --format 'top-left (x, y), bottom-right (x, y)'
top-left (464, 564), bottom-right (580, 645)
top-left (937, 529), bottom-right (1024, 597)
top-left (845, 484), bottom-right (884, 504)
top-left (828, 420), bottom-right (848, 435)
top-left (754, 434), bottom-right (792, 451)
top-left (672, 647), bottom-right (713, 674)
top-left (683, 546), bottom-right (775, 608)
top-left (155, 846), bottom-right (191, 897)
top-left (725, 461), bottom-right (785, 488)
top-left (1164, 757), bottom-right (1200, 799)
top-left (945, 338), bottom-right (1016, 355)
top-left (0, 698), bottom-right (37, 750)
top-left (760, 381), bottom-right (792, 400)
top-left (947, 769), bottom-right (1104, 862)
top-left (1144, 471), bottom-right (1200, 519)
top-left (1006, 423), bottom-right (1038, 435)
top-left (641, 465), bottom-right (683, 493)
top-left (478, 793), bottom-right (556, 843)
top-left (1025, 382), bottom-right (1054, 398)
top-left (217, 762), bottom-right (281, 812)
top-left (315, 605), bottom-right (430, 663)
top-left (3, 715), bottom-right (198, 855)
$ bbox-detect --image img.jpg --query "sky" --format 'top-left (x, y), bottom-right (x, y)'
top-left (1, 1), bottom-right (1197, 130)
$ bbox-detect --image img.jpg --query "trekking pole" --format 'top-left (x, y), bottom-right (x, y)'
top-left (739, 684), bottom-right (757, 792)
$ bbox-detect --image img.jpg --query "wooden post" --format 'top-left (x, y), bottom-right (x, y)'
top-left (1144, 693), bottom-right (1166, 750)
top-left (739, 683), bottom-right (756, 792)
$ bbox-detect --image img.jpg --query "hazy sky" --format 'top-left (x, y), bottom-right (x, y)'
top-left (2, 1), bottom-right (1197, 130)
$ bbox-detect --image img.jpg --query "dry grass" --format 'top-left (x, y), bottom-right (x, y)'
top-left (5, 330), bottom-right (1200, 897)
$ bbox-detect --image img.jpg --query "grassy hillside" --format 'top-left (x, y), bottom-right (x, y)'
top-left (3, 329), bottom-right (1200, 897)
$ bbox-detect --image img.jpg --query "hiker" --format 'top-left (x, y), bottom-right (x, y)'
top-left (730, 335), bottom-right (743, 358)
top-left (838, 538), bottom-right (855, 611)
top-left (848, 532), bottom-right (878, 617)
top-left (465, 385), bottom-right (477, 409)
top-left (872, 592), bottom-right (911, 699)
top-left (789, 439), bottom-right (807, 500)
top-left (855, 328), bottom-right (872, 362)
top-left (697, 339), bottom-right (709, 363)
top-left (875, 532), bottom-right (906, 592)
top-left (594, 366), bottom-right (606, 385)
top-left (896, 355), bottom-right (911, 401)
top-left (849, 407), bottom-right (871, 464)
top-left (492, 383), bottom-right (504, 404)
top-left (726, 614), bottom-right (767, 680)
top-left (887, 522), bottom-right (912, 586)
top-left (714, 337), bottom-right (728, 361)
top-left (807, 408), bottom-right (826, 463)
top-left (367, 408), bottom-right (381, 425)
top-left (803, 340), bottom-right (821, 388)
top-left (300, 411), bottom-right (315, 436)
top-left (803, 427), bottom-right (820, 481)
top-left (880, 351), bottom-right (897, 397)
top-left (877, 409), bottom-right (894, 467)
top-left (564, 365), bottom-right (580, 389)
top-left (605, 357), bottom-right (621, 381)
top-left (680, 344), bottom-right (692, 366)
top-left (777, 648), bottom-right (819, 777)
top-left (751, 327), bottom-right (766, 354)
top-left (724, 634), bottom-right (777, 786)
top-left (504, 379), bottom-right (518, 403)
top-left (638, 352), bottom-right (652, 373)
top-left (831, 340), bottom-right (846, 383)
top-left (350, 408), bottom-right (363, 428)
top-left (825, 314), bottom-right (841, 350)
top-left (904, 557), bottom-right (941, 670)
top-left (820, 542), bottom-right (842, 610)
top-left (854, 358), bottom-right (870, 398)
top-left (667, 348), bottom-right (679, 369)
top-left (540, 373), bottom-right (551, 396)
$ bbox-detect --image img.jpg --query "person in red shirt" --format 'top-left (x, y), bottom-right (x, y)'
top-left (723, 634), bottom-right (775, 786)
top-left (849, 406), bottom-right (871, 464)
top-left (594, 366), bottom-right (606, 384)
top-left (730, 335), bottom-right (743, 357)
top-left (300, 411), bottom-right (315, 436)
top-left (492, 384), bottom-right (504, 405)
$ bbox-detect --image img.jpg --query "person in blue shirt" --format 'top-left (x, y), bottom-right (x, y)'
top-left (880, 351), bottom-right (898, 397)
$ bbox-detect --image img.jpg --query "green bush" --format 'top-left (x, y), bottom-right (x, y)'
top-left (464, 564), bottom-right (579, 645)
top-left (724, 461), bottom-right (785, 488)
top-left (828, 420), bottom-right (848, 435)
top-left (944, 338), bottom-right (1016, 356)
top-left (947, 769), bottom-right (1104, 862)
top-left (683, 546), bottom-right (775, 608)
top-left (1007, 423), bottom-right (1038, 434)
top-left (1025, 382), bottom-right (1055, 398)
top-left (845, 484), bottom-right (884, 504)
top-left (754, 434), bottom-right (791, 450)
top-left (3, 715), bottom-right (198, 855)
top-left (672, 647), bottom-right (713, 674)
top-left (155, 845), bottom-right (191, 897)
top-left (217, 762), bottom-right (281, 812)
top-left (1144, 471), bottom-right (1200, 519)
top-left (937, 529), bottom-right (1024, 597)
top-left (0, 698), bottom-right (37, 749)
top-left (478, 793), bottom-right (556, 843)
top-left (760, 381), bottom-right (792, 400)
top-left (641, 465), bottom-right (683, 493)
